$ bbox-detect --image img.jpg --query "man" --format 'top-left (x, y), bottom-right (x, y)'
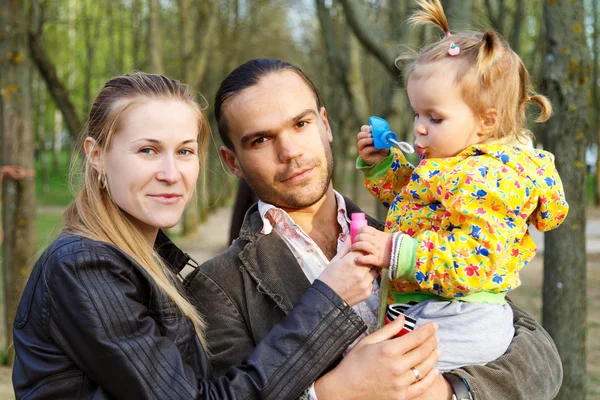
top-left (190, 59), bottom-right (562, 399)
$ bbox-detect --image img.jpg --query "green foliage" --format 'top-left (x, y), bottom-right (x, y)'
top-left (35, 150), bottom-right (73, 207)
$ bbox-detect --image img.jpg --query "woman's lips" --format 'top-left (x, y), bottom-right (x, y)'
top-left (148, 194), bottom-right (182, 205)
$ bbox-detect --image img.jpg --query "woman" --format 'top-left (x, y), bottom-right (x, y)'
top-left (12, 72), bottom-right (438, 399)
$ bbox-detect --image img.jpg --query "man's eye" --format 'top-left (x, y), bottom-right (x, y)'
top-left (296, 120), bottom-right (308, 129)
top-left (252, 137), bottom-right (268, 146)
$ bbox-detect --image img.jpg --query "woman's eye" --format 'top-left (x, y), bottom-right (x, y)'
top-left (178, 149), bottom-right (194, 156)
top-left (140, 148), bottom-right (156, 155)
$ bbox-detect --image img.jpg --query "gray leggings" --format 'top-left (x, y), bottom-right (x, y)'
top-left (401, 300), bottom-right (514, 371)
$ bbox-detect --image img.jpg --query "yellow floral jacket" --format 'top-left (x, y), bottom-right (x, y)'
top-left (359, 144), bottom-right (568, 301)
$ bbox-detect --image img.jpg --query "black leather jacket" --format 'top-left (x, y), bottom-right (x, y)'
top-left (13, 232), bottom-right (365, 399)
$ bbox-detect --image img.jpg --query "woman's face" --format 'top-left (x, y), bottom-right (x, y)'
top-left (94, 99), bottom-right (200, 242)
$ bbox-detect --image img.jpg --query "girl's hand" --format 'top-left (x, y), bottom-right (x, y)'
top-left (357, 125), bottom-right (390, 166)
top-left (351, 226), bottom-right (393, 268)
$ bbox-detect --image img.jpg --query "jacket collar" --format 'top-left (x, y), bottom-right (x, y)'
top-left (154, 230), bottom-right (199, 286)
top-left (235, 194), bottom-right (383, 313)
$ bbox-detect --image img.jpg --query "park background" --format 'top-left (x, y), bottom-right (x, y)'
top-left (0, 0), bottom-right (597, 398)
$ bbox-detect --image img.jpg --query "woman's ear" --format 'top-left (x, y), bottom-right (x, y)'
top-left (84, 137), bottom-right (104, 173)
top-left (479, 108), bottom-right (498, 138)
top-left (220, 145), bottom-right (244, 179)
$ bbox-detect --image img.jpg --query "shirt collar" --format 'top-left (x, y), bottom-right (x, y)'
top-left (258, 190), bottom-right (351, 235)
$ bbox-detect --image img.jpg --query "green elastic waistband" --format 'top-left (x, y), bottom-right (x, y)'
top-left (390, 291), bottom-right (507, 305)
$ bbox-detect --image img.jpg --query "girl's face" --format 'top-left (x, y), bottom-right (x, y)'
top-left (88, 99), bottom-right (200, 243)
top-left (407, 60), bottom-right (485, 159)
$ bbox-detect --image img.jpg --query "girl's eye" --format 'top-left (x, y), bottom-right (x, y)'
top-left (140, 148), bottom-right (156, 155)
top-left (413, 112), bottom-right (419, 119)
top-left (430, 117), bottom-right (443, 124)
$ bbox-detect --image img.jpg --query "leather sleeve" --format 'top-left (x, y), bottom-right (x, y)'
top-left (450, 299), bottom-right (562, 399)
top-left (49, 249), bottom-right (365, 400)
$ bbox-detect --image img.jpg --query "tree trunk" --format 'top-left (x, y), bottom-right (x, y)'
top-left (593, 0), bottom-right (600, 206)
top-left (442, 0), bottom-right (473, 30)
top-left (542, 1), bottom-right (590, 398)
top-left (28, 0), bottom-right (82, 142)
top-left (148, 0), bottom-right (164, 74)
top-left (0, 0), bottom-right (37, 364)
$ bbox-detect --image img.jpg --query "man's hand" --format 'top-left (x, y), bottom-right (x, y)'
top-left (315, 318), bottom-right (440, 400)
top-left (351, 226), bottom-right (393, 268)
top-left (318, 237), bottom-right (379, 307)
top-left (357, 125), bottom-right (390, 166)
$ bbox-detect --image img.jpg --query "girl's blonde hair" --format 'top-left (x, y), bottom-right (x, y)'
top-left (403, 0), bottom-right (551, 143)
top-left (64, 72), bottom-right (209, 346)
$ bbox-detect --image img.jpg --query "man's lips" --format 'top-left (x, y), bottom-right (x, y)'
top-left (281, 167), bottom-right (313, 183)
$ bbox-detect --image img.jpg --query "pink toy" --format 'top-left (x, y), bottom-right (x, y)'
top-left (350, 213), bottom-right (368, 243)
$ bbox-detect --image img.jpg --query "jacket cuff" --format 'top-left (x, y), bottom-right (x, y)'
top-left (391, 235), bottom-right (417, 280)
top-left (312, 280), bottom-right (367, 332)
top-left (356, 151), bottom-right (393, 180)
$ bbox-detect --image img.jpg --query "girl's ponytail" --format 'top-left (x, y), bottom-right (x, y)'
top-left (477, 30), bottom-right (504, 86)
top-left (528, 95), bottom-right (553, 123)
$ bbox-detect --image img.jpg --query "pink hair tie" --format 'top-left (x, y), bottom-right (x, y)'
top-left (445, 31), bottom-right (452, 37)
top-left (448, 42), bottom-right (460, 56)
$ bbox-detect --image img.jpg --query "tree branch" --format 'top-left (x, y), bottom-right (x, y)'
top-left (338, 0), bottom-right (398, 78)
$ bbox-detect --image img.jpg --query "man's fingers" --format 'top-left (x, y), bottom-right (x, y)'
top-left (351, 241), bottom-right (376, 255)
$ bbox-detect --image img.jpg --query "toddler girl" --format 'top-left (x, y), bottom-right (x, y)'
top-left (353, 0), bottom-right (568, 371)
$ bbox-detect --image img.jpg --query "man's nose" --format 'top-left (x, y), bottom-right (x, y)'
top-left (156, 155), bottom-right (181, 183)
top-left (277, 133), bottom-right (303, 163)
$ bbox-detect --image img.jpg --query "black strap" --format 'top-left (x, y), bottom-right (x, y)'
top-left (444, 373), bottom-right (473, 400)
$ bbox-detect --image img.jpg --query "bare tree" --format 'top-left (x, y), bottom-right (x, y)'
top-left (542, 0), bottom-right (590, 398)
top-left (28, 0), bottom-right (83, 141)
top-left (0, 0), bottom-right (37, 363)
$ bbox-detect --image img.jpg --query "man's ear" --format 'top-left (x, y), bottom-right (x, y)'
top-left (479, 108), bottom-right (498, 138)
top-left (320, 107), bottom-right (333, 143)
top-left (84, 137), bottom-right (104, 173)
top-left (220, 145), bottom-right (244, 178)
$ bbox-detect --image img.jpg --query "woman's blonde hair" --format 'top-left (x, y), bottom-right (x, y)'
top-left (64, 72), bottom-right (209, 346)
top-left (402, 0), bottom-right (551, 144)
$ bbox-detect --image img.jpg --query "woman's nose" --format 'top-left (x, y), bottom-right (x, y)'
top-left (156, 156), bottom-right (181, 183)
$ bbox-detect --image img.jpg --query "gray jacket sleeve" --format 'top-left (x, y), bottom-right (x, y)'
top-left (451, 299), bottom-right (562, 399)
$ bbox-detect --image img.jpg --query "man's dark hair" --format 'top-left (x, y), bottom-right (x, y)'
top-left (214, 58), bottom-right (325, 149)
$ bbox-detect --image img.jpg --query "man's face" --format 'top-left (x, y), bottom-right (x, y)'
top-left (220, 71), bottom-right (334, 210)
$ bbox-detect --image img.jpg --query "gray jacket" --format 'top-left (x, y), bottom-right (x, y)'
top-left (190, 197), bottom-right (562, 399)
